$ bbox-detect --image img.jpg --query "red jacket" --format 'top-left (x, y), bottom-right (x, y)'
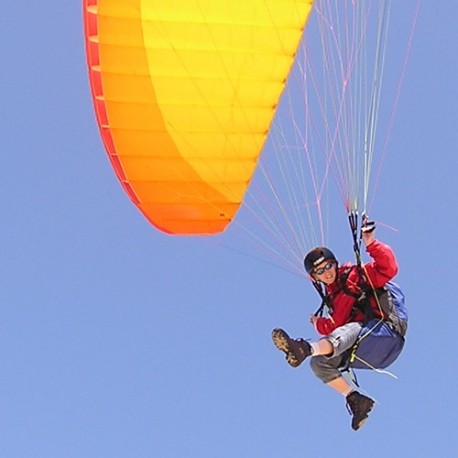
top-left (314, 240), bottom-right (398, 335)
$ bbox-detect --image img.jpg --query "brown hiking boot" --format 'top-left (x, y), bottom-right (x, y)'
top-left (272, 328), bottom-right (312, 368)
top-left (346, 391), bottom-right (375, 431)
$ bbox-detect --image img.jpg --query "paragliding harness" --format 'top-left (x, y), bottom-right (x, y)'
top-left (338, 267), bottom-right (407, 373)
top-left (312, 212), bottom-right (408, 381)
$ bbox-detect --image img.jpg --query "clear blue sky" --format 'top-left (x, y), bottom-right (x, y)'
top-left (1, 2), bottom-right (457, 457)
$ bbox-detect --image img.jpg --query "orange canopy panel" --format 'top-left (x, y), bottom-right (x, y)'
top-left (83, 0), bottom-right (314, 234)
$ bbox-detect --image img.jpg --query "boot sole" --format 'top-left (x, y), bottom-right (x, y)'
top-left (272, 328), bottom-right (300, 367)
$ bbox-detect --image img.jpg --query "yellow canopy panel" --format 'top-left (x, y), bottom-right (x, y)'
top-left (84, 0), bottom-right (314, 234)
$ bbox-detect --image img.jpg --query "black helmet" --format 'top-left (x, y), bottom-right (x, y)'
top-left (303, 247), bottom-right (337, 275)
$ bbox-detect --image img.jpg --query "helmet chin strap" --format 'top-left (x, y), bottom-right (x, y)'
top-left (312, 278), bottom-right (333, 317)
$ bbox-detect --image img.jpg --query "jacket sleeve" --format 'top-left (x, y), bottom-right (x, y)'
top-left (363, 240), bottom-right (398, 288)
top-left (314, 292), bottom-right (357, 335)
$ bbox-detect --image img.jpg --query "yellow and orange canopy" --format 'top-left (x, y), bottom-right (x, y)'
top-left (84, 0), bottom-right (313, 234)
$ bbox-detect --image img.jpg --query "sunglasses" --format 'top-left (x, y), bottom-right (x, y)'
top-left (314, 261), bottom-right (335, 276)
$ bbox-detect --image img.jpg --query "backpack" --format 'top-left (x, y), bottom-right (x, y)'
top-left (376, 281), bottom-right (408, 337)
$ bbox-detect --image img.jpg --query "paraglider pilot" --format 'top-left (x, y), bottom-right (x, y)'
top-left (272, 221), bottom-right (405, 431)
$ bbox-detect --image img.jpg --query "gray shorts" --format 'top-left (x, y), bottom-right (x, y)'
top-left (310, 322), bottom-right (363, 383)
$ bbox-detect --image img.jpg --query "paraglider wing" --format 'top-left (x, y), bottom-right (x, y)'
top-left (83, 0), bottom-right (313, 234)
